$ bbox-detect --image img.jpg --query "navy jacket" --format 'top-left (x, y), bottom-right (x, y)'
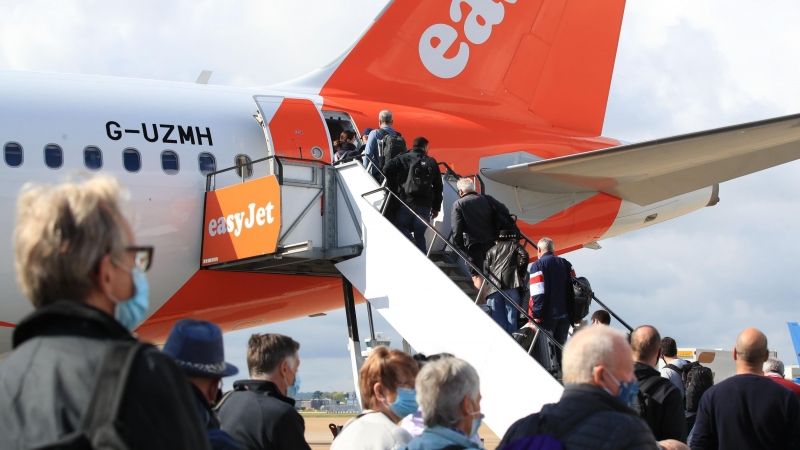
top-left (529, 252), bottom-right (574, 321)
top-left (499, 384), bottom-right (658, 450)
top-left (690, 374), bottom-right (800, 450)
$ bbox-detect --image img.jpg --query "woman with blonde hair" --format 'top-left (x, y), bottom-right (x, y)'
top-left (331, 346), bottom-right (420, 449)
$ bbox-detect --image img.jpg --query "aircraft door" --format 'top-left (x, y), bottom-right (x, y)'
top-left (253, 96), bottom-right (332, 162)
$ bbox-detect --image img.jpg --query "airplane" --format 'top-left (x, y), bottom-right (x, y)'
top-left (2, 0), bottom-right (800, 357)
top-left (789, 322), bottom-right (800, 367)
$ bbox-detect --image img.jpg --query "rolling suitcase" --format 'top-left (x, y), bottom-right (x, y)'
top-left (512, 323), bottom-right (558, 374)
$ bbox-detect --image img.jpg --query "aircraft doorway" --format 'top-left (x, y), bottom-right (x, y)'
top-left (253, 96), bottom-right (332, 162)
top-left (322, 110), bottom-right (360, 144)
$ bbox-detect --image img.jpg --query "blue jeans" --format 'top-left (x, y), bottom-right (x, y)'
top-left (487, 289), bottom-right (521, 334)
top-left (394, 204), bottom-right (430, 253)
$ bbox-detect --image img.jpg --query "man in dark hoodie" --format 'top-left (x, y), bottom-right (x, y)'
top-left (383, 136), bottom-right (443, 253)
top-left (630, 326), bottom-right (687, 443)
top-left (0, 176), bottom-right (210, 450)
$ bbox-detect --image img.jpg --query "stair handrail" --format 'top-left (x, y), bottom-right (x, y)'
top-left (204, 155), bottom-right (284, 191)
top-left (591, 295), bottom-right (634, 332)
top-left (359, 184), bottom-right (564, 353)
top-left (437, 162), bottom-right (486, 194)
top-left (341, 156), bottom-right (564, 352)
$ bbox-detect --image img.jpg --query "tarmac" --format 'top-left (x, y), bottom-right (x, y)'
top-left (302, 413), bottom-right (500, 449)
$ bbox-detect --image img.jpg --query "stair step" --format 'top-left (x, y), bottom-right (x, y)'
top-left (434, 261), bottom-right (460, 269)
top-left (448, 275), bottom-right (472, 282)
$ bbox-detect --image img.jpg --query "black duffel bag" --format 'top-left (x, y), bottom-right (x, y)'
top-left (569, 277), bottom-right (594, 325)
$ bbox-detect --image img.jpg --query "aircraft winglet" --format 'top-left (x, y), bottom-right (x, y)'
top-left (788, 322), bottom-right (800, 366)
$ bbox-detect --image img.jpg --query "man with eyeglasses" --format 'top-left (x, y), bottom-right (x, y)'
top-left (0, 176), bottom-right (211, 450)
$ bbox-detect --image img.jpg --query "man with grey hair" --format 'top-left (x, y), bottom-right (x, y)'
top-left (451, 177), bottom-right (515, 302)
top-left (763, 357), bottom-right (800, 397)
top-left (0, 176), bottom-right (210, 450)
top-left (219, 333), bottom-right (310, 450)
top-left (691, 328), bottom-right (800, 449)
top-left (402, 356), bottom-right (484, 450)
top-left (363, 109), bottom-right (406, 180)
top-left (528, 236), bottom-right (575, 371)
top-left (500, 325), bottom-right (669, 449)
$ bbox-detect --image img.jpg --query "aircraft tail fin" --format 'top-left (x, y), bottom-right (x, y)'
top-left (789, 322), bottom-right (800, 366)
top-left (320, 0), bottom-right (626, 136)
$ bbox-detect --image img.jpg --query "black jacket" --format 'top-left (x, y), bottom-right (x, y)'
top-left (499, 384), bottom-right (658, 450)
top-left (0, 300), bottom-right (211, 450)
top-left (451, 193), bottom-right (507, 250)
top-left (191, 384), bottom-right (241, 450)
top-left (634, 362), bottom-right (687, 442)
top-left (218, 379), bottom-right (311, 450)
top-left (484, 240), bottom-right (529, 295)
top-left (334, 142), bottom-right (360, 162)
top-left (383, 148), bottom-right (444, 210)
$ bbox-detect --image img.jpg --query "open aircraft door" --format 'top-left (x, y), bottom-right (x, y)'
top-left (254, 96), bottom-right (332, 163)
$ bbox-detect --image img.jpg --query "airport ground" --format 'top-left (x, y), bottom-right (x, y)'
top-left (301, 412), bottom-right (500, 449)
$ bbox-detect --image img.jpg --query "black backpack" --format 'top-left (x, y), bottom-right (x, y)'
top-left (377, 129), bottom-right (407, 168)
top-left (634, 375), bottom-right (665, 432)
top-left (666, 361), bottom-right (714, 413)
top-left (402, 153), bottom-right (434, 197)
top-left (569, 277), bottom-right (593, 324)
top-left (34, 341), bottom-right (147, 450)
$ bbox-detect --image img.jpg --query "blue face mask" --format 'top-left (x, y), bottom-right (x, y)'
top-left (469, 411), bottom-right (485, 437)
top-left (284, 365), bottom-right (301, 398)
top-left (388, 387), bottom-right (419, 419)
top-left (109, 263), bottom-right (149, 332)
top-left (605, 371), bottom-right (639, 409)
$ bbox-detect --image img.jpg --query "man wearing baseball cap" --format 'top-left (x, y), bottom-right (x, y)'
top-left (164, 319), bottom-right (241, 450)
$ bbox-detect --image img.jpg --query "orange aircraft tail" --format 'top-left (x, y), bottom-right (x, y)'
top-left (321, 0), bottom-right (626, 136)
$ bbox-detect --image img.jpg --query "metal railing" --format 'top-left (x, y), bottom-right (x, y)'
top-left (593, 295), bottom-right (634, 332)
top-left (359, 184), bottom-right (565, 358)
top-left (438, 162), bottom-right (485, 194)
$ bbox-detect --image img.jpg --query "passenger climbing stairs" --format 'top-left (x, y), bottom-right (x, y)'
top-left (199, 154), bottom-right (624, 436)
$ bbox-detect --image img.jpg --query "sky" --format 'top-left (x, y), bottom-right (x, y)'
top-left (3, 1), bottom-right (800, 392)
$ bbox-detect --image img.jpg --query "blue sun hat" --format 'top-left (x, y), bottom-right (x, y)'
top-left (163, 318), bottom-right (238, 378)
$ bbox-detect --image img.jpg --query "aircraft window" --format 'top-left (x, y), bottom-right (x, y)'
top-left (235, 154), bottom-right (253, 179)
top-left (198, 152), bottom-right (216, 176)
top-left (84, 146), bottom-right (103, 171)
top-left (123, 148), bottom-right (141, 173)
top-left (44, 144), bottom-right (63, 169)
top-left (161, 150), bottom-right (179, 175)
top-left (4, 142), bottom-right (23, 168)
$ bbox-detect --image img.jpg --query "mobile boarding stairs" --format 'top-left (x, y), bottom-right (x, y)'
top-left (200, 155), bottom-right (631, 437)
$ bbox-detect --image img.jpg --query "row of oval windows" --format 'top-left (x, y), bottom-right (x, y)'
top-left (3, 143), bottom-right (255, 178)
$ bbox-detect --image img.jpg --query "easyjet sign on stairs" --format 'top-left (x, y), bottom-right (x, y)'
top-left (201, 175), bottom-right (282, 266)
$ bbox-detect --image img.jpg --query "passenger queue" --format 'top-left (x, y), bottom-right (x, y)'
top-left (0, 110), bottom-right (798, 450)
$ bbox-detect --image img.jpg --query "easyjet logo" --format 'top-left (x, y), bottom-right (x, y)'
top-left (419, 0), bottom-right (516, 79)
top-left (207, 202), bottom-right (276, 238)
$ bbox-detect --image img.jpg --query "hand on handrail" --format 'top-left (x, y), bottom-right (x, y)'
top-left (360, 185), bottom-right (563, 351)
